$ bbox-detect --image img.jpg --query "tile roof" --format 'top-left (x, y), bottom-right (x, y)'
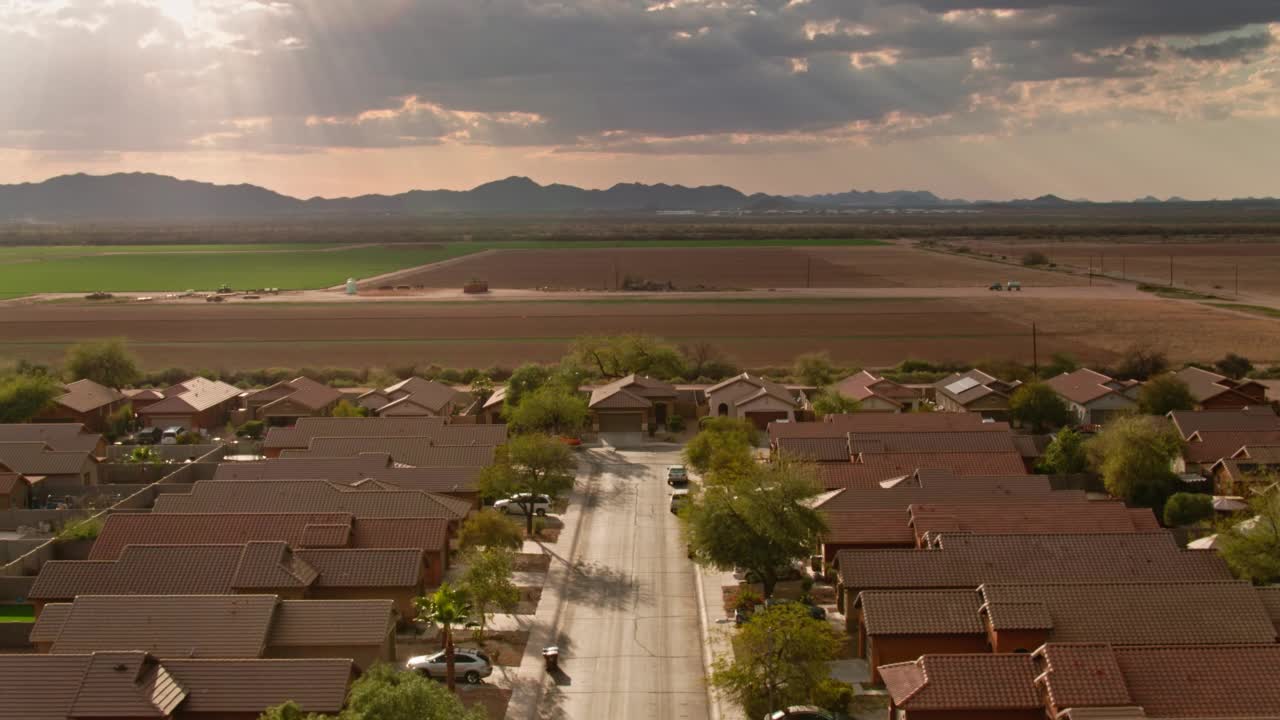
top-left (152, 480), bottom-right (470, 520)
top-left (57, 379), bottom-right (125, 413)
top-left (824, 509), bottom-right (914, 546)
top-left (262, 416), bottom-right (452, 450)
top-left (69, 651), bottom-right (186, 718)
top-left (774, 413), bottom-right (1006, 441)
top-left (381, 377), bottom-right (473, 413)
top-left (836, 533), bottom-right (1232, 592)
top-left (1012, 433), bottom-right (1053, 459)
top-left (880, 654), bottom-right (1041, 711)
top-left (138, 376), bottom-right (242, 415)
top-left (40, 595), bottom-right (277, 657)
top-left (1258, 586), bottom-right (1280, 630)
top-left (1232, 445), bottom-right (1280, 464)
top-left (299, 523), bottom-right (351, 547)
top-left (833, 371), bottom-right (919, 406)
top-left (857, 590), bottom-right (985, 635)
top-left (268, 599), bottom-right (396, 647)
top-left (286, 435), bottom-right (498, 466)
top-left (295, 548), bottom-right (422, 588)
top-left (908, 501), bottom-right (1159, 542)
top-left (776, 437), bottom-right (851, 462)
top-left (589, 374), bottom-right (676, 407)
top-left (814, 474), bottom-right (1056, 512)
top-left (849, 431), bottom-right (1019, 454)
top-left (0, 471), bottom-right (25, 495)
top-left (1174, 366), bottom-right (1259, 404)
top-left (1170, 406), bottom-right (1280, 437)
top-left (589, 386), bottom-right (652, 410)
top-left (253, 376), bottom-right (343, 413)
top-left (1184, 430), bottom-right (1280, 464)
top-left (158, 657), bottom-right (352, 715)
top-left (90, 512), bottom-right (353, 560)
top-left (0, 441), bottom-right (91, 476)
top-left (0, 423), bottom-right (102, 453)
top-left (233, 542), bottom-right (318, 589)
top-left (817, 451), bottom-right (1028, 490)
top-left (1046, 368), bottom-right (1131, 406)
top-left (215, 454), bottom-right (393, 480)
top-left (0, 653), bottom-right (94, 720)
top-left (351, 517), bottom-right (449, 552)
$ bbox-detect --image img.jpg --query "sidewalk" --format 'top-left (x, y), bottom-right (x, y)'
top-left (693, 562), bottom-right (744, 720)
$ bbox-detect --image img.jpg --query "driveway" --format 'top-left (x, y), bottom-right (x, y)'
top-left (541, 447), bottom-right (710, 720)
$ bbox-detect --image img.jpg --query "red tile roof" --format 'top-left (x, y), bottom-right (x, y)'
top-left (57, 379), bottom-right (125, 413)
top-left (776, 437), bottom-right (850, 461)
top-left (817, 451), bottom-right (1028, 490)
top-left (261, 416), bottom-right (470, 450)
top-left (285, 436), bottom-right (497, 467)
top-left (880, 654), bottom-right (1041, 711)
top-left (814, 473), bottom-right (1056, 512)
top-left (0, 423), bottom-right (102, 453)
top-left (857, 590), bottom-right (985, 635)
top-left (770, 413), bottom-right (1004, 442)
top-left (1170, 406), bottom-right (1280, 437)
top-left (908, 501), bottom-right (1159, 543)
top-left (295, 548), bottom-right (422, 588)
top-left (152, 480), bottom-right (470, 519)
top-left (849, 431), bottom-right (1019, 454)
top-left (90, 513), bottom-right (352, 560)
top-left (70, 652), bottom-right (186, 718)
top-left (1046, 368), bottom-right (1132, 406)
top-left (1184, 430), bottom-right (1280, 464)
top-left (214, 456), bottom-right (483, 494)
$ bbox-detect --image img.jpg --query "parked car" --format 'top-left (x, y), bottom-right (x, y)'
top-left (764, 706), bottom-right (837, 720)
top-left (764, 597), bottom-right (827, 621)
top-left (493, 493), bottom-right (550, 516)
top-left (159, 426), bottom-right (187, 445)
top-left (130, 427), bottom-right (163, 445)
top-left (406, 649), bottom-right (493, 684)
top-left (669, 488), bottom-right (690, 514)
top-left (666, 465), bottom-right (689, 486)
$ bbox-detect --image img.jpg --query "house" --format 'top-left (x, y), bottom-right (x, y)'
top-left (151, 480), bottom-right (471, 526)
top-left (280, 436), bottom-right (497, 467)
top-left (28, 542), bottom-right (426, 618)
top-left (357, 377), bottom-right (476, 417)
top-left (705, 373), bottom-right (805, 429)
top-left (90, 512), bottom-right (451, 586)
top-left (832, 371), bottom-right (926, 412)
top-left (29, 594), bottom-right (396, 669)
top-left (1044, 368), bottom-right (1140, 426)
top-left (121, 387), bottom-right (165, 412)
top-left (37, 379), bottom-right (127, 432)
top-left (136, 377), bottom-right (243, 431)
top-left (0, 422), bottom-right (106, 455)
top-left (243, 376), bottom-right (343, 426)
top-left (907, 500), bottom-right (1159, 547)
top-left (587, 374), bottom-right (678, 435)
top-left (0, 652), bottom-right (353, 720)
top-left (934, 370), bottom-right (1022, 419)
top-left (855, 590), bottom-right (990, 683)
top-left (213, 454), bottom-right (483, 506)
top-left (1169, 406), bottom-right (1280, 473)
top-left (262, 416), bottom-right (464, 457)
top-left (1174, 366), bottom-right (1269, 409)
top-left (1208, 445), bottom-right (1280, 497)
top-left (0, 472), bottom-right (29, 509)
top-left (833, 532), bottom-right (1232, 627)
top-left (0, 441), bottom-right (98, 494)
top-left (880, 653), bottom-right (1043, 720)
top-left (799, 427), bottom-right (1029, 490)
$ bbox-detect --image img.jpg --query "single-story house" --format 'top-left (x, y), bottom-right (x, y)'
top-left (137, 377), bottom-right (243, 431)
top-left (881, 653), bottom-right (1043, 720)
top-left (260, 416), bottom-right (486, 457)
top-left (832, 371), bottom-right (926, 412)
top-left (0, 472), bottom-right (30, 509)
top-left (0, 441), bottom-right (98, 494)
top-left (0, 423), bottom-right (105, 456)
top-left (1174, 366), bottom-right (1269, 409)
top-left (934, 370), bottom-right (1022, 420)
top-left (37, 379), bottom-right (127, 433)
top-left (1208, 445), bottom-right (1280, 497)
top-left (358, 377), bottom-right (476, 417)
top-left (280, 436), bottom-right (497, 468)
top-left (1044, 368), bottom-right (1140, 426)
top-left (213, 453), bottom-right (483, 507)
top-left (588, 374), bottom-right (678, 434)
top-left (706, 373), bottom-right (805, 429)
top-left (1169, 407), bottom-right (1280, 474)
top-left (243, 376), bottom-right (343, 426)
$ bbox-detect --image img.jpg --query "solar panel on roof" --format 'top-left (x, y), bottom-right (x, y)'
top-left (945, 377), bottom-right (982, 395)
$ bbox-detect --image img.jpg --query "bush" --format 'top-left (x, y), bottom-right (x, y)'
top-left (666, 414), bottom-right (686, 433)
top-left (1163, 492), bottom-right (1214, 527)
top-left (1215, 353), bottom-right (1254, 380)
top-left (729, 587), bottom-right (763, 612)
top-left (236, 420), bottom-right (265, 440)
top-left (531, 516), bottom-right (548, 539)
top-left (1021, 250), bottom-right (1050, 266)
top-left (56, 517), bottom-right (103, 542)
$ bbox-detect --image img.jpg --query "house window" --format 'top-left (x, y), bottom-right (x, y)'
top-left (718, 403), bottom-right (729, 417)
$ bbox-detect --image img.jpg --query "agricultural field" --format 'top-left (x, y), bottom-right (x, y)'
top-left (2, 292), bottom-right (1275, 372)
top-left (385, 245), bottom-right (1089, 290)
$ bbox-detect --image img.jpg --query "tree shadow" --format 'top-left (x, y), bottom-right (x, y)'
top-left (559, 559), bottom-right (646, 611)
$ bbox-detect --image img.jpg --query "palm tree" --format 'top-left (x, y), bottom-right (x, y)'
top-left (415, 583), bottom-right (472, 692)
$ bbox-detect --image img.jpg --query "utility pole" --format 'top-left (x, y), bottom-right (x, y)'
top-left (806, 257), bottom-right (812, 289)
top-left (1032, 323), bottom-right (1039, 377)
top-left (1169, 256), bottom-right (1174, 287)
top-left (1235, 264), bottom-right (1240, 298)
top-left (1122, 256), bottom-right (1126, 280)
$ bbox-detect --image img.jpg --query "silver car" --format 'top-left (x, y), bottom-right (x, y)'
top-left (406, 649), bottom-right (493, 684)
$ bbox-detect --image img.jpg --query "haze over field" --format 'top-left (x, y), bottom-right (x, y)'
top-left (2, 1), bottom-right (1280, 201)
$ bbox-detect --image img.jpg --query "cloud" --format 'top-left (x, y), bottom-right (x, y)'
top-left (1, 0), bottom-right (1279, 156)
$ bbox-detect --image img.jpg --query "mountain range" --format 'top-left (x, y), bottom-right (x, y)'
top-left (0, 172), bottom-right (1273, 221)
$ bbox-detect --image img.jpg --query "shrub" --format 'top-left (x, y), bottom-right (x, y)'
top-left (1163, 492), bottom-right (1214, 527)
top-left (666, 414), bottom-right (686, 433)
top-left (1021, 250), bottom-right (1049, 266)
top-left (236, 420), bottom-right (265, 440)
top-left (729, 587), bottom-right (763, 612)
top-left (56, 517), bottom-right (103, 542)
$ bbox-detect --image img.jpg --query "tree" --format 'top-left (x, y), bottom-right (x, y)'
top-left (1043, 352), bottom-right (1080, 378)
top-left (331, 399), bottom-right (368, 417)
top-left (259, 664), bottom-right (486, 720)
top-left (459, 547), bottom-right (520, 643)
top-left (469, 374), bottom-right (495, 407)
top-left (236, 420), bottom-right (266, 440)
top-left (1215, 489), bottom-right (1280, 584)
top-left (125, 446), bottom-right (163, 464)
top-left (1163, 492), bottom-right (1214, 527)
top-left (1215, 353), bottom-right (1254, 380)
top-left (64, 338), bottom-right (140, 388)
top-left (0, 374), bottom-right (61, 423)
top-left (415, 584), bottom-right (473, 692)
top-left (569, 334), bottom-right (686, 380)
top-left (457, 510), bottom-right (524, 551)
top-left (1009, 382), bottom-right (1072, 433)
top-left (809, 389), bottom-right (861, 418)
top-left (1021, 250), bottom-right (1049, 266)
top-left (1087, 415), bottom-right (1184, 511)
top-left (106, 402), bottom-right (135, 440)
top-left (1112, 345), bottom-right (1169, 381)
top-left (478, 434), bottom-right (576, 535)
top-left (710, 603), bottom-right (849, 718)
top-left (679, 341), bottom-right (738, 381)
top-left (683, 417), bottom-right (758, 478)
top-left (1137, 374), bottom-right (1196, 415)
top-left (505, 384), bottom-right (588, 436)
top-left (1036, 427), bottom-right (1090, 475)
top-left (793, 352), bottom-right (838, 388)
top-left (684, 461), bottom-right (826, 598)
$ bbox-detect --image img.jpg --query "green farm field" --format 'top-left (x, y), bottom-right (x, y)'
top-left (0, 238), bottom-right (886, 294)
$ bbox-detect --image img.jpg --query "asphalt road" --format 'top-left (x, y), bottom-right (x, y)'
top-left (546, 448), bottom-right (710, 720)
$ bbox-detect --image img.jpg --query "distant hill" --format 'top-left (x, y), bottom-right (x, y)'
top-left (791, 189), bottom-right (968, 207)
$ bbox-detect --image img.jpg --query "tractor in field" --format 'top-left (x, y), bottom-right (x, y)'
top-left (989, 282), bottom-right (1004, 291)
top-left (1007, 281), bottom-right (1022, 291)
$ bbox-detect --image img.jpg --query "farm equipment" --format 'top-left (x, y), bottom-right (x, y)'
top-left (216, 283), bottom-right (233, 294)
top-left (1007, 281), bottom-right (1022, 291)
top-left (989, 283), bottom-right (1004, 291)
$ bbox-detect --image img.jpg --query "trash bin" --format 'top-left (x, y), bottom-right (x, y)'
top-left (542, 646), bottom-right (560, 673)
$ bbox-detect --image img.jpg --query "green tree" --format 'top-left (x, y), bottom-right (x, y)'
top-left (457, 509), bottom-right (524, 551)
top-left (1043, 352), bottom-right (1080, 378)
top-left (469, 375), bottom-right (495, 408)
top-left (64, 338), bottom-right (140, 388)
top-left (459, 547), bottom-right (520, 643)
top-left (1112, 345), bottom-right (1169, 381)
top-left (684, 461), bottom-right (826, 598)
top-left (1036, 427), bottom-right (1089, 475)
top-left (258, 701), bottom-right (326, 720)
top-left (504, 364), bottom-right (554, 409)
top-left (106, 402), bottom-right (135, 440)
top-left (259, 664), bottom-right (487, 720)
top-left (414, 584), bottom-right (473, 692)
top-left (1087, 415), bottom-right (1184, 511)
top-left (1163, 492), bottom-right (1214, 527)
top-left (0, 374), bottom-right (62, 423)
top-left (710, 603), bottom-right (849, 718)
top-left (683, 417), bottom-right (758, 478)
top-left (793, 352), bottom-right (838, 387)
top-left (809, 389), bottom-right (861, 418)
top-left (1138, 374), bottom-right (1196, 415)
top-left (478, 434), bottom-right (576, 535)
top-left (1009, 381), bottom-right (1072, 433)
top-left (125, 446), bottom-right (163, 464)
top-left (236, 420), bottom-right (266, 440)
top-left (505, 384), bottom-right (588, 436)
top-left (1215, 489), bottom-right (1280, 584)
top-left (56, 517), bottom-right (103, 542)
top-left (1215, 353), bottom-right (1254, 380)
top-left (569, 334), bottom-right (686, 380)
top-left (331, 399), bottom-right (368, 417)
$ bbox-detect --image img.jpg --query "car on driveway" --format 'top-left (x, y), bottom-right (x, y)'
top-left (493, 493), bottom-right (550, 516)
top-left (406, 649), bottom-right (493, 684)
top-left (666, 465), bottom-right (689, 486)
top-left (763, 706), bottom-right (837, 720)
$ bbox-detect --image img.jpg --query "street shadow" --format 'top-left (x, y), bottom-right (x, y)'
top-left (549, 667), bottom-right (572, 686)
top-left (560, 559), bottom-right (646, 610)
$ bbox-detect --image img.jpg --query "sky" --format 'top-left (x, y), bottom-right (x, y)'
top-left (2, 0), bottom-right (1280, 201)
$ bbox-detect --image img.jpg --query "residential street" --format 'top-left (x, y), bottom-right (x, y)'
top-left (540, 447), bottom-right (710, 720)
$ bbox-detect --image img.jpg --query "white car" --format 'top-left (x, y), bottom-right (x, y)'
top-left (406, 649), bottom-right (493, 684)
top-left (493, 493), bottom-right (550, 516)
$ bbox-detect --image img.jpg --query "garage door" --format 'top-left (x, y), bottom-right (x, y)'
top-left (745, 411), bottom-right (787, 431)
top-left (598, 412), bottom-right (643, 433)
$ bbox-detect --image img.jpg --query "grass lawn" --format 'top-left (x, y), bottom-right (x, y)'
top-left (0, 605), bottom-right (34, 623)
top-left (0, 238), bottom-right (888, 292)
top-left (1210, 302), bottom-right (1280, 319)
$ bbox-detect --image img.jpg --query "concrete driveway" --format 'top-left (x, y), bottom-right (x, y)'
top-left (539, 447), bottom-right (710, 720)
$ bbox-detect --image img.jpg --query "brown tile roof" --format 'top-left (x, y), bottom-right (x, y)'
top-left (849, 431), bottom-right (1019, 454)
top-left (295, 548), bottom-right (422, 588)
top-left (0, 441), bottom-right (91, 476)
top-left (262, 416), bottom-right (456, 450)
top-left (233, 542), bottom-right (318, 589)
top-left (836, 533), bottom-right (1232, 592)
top-left (0, 653), bottom-right (93, 720)
top-left (1012, 433), bottom-right (1053, 459)
top-left (57, 379), bottom-right (125, 413)
top-left (90, 513), bottom-right (353, 560)
top-left (776, 437), bottom-right (850, 461)
top-left (1037, 643), bottom-right (1280, 718)
top-left (28, 602), bottom-right (74, 644)
top-left (880, 654), bottom-right (1041, 711)
top-left (253, 376), bottom-right (343, 413)
top-left (0, 472), bottom-right (25, 495)
top-left (286, 436), bottom-right (497, 467)
top-left (979, 581), bottom-right (1277, 645)
top-left (814, 474), bottom-right (1056, 512)
top-left (773, 413), bottom-right (1006, 442)
top-left (1258, 586), bottom-right (1280, 631)
top-left (824, 509), bottom-right (914, 546)
top-left (299, 523), bottom-right (351, 547)
top-left (381, 377), bottom-right (473, 413)
top-left (159, 657), bottom-right (352, 715)
top-left (152, 480), bottom-right (470, 520)
top-left (351, 517), bottom-right (449, 553)
top-left (268, 599), bottom-right (396, 647)
top-left (138, 376), bottom-right (242, 415)
top-left (1184, 430), bottom-right (1280, 464)
top-left (1174, 367), bottom-right (1260, 405)
top-left (40, 595), bottom-right (276, 657)
top-left (1170, 406), bottom-right (1280, 437)
top-left (1232, 445), bottom-right (1280, 463)
top-left (589, 374), bottom-right (676, 408)
top-left (833, 371), bottom-right (919, 407)
top-left (908, 501), bottom-right (1158, 543)
top-left (817, 451), bottom-right (1028, 490)
top-left (215, 456), bottom-right (483, 494)
top-left (857, 590), bottom-right (985, 635)
top-left (70, 651), bottom-right (186, 718)
top-left (1046, 368), bottom-right (1130, 406)
top-left (589, 386), bottom-right (653, 410)
top-left (0, 423), bottom-right (102, 453)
